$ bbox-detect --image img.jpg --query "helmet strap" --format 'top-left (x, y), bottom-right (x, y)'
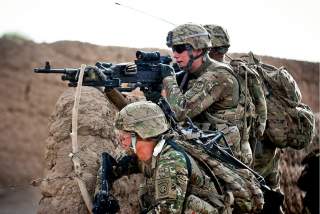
top-left (186, 47), bottom-right (194, 71)
top-left (130, 132), bottom-right (137, 153)
top-left (186, 46), bottom-right (207, 72)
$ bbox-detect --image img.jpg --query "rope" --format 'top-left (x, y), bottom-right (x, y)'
top-left (70, 64), bottom-right (94, 213)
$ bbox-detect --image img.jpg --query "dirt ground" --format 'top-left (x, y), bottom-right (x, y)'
top-left (0, 186), bottom-right (41, 214)
top-left (0, 37), bottom-right (318, 213)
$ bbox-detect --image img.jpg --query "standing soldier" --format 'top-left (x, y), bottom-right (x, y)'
top-left (203, 24), bottom-right (267, 139)
top-left (203, 24), bottom-right (283, 212)
top-left (161, 23), bottom-right (252, 164)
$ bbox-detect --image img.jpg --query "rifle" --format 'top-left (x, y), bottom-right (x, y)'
top-left (92, 152), bottom-right (119, 214)
top-left (158, 98), bottom-right (284, 213)
top-left (34, 50), bottom-right (175, 107)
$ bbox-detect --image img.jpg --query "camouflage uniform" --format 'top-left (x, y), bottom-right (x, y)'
top-left (164, 23), bottom-right (244, 163)
top-left (204, 25), bottom-right (281, 194)
top-left (139, 140), bottom-right (228, 213)
top-left (243, 54), bottom-right (282, 191)
top-left (113, 101), bottom-right (230, 213)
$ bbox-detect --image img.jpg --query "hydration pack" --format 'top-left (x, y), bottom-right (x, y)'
top-left (234, 52), bottom-right (315, 149)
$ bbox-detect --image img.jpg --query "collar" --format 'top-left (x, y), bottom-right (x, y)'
top-left (151, 138), bottom-right (166, 170)
top-left (153, 138), bottom-right (166, 157)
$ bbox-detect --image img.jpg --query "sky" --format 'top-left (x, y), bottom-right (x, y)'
top-left (1, 0), bottom-right (319, 62)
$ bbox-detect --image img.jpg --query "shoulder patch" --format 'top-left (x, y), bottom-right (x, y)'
top-left (194, 81), bottom-right (205, 92)
top-left (157, 178), bottom-right (170, 197)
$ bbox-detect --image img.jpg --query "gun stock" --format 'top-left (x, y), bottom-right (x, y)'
top-left (105, 89), bottom-right (128, 110)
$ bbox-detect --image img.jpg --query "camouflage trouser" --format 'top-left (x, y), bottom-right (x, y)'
top-left (251, 139), bottom-right (281, 190)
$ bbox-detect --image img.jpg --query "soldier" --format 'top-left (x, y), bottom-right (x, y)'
top-left (203, 24), bottom-right (230, 63)
top-left (203, 24), bottom-right (267, 139)
top-left (161, 23), bottom-right (252, 164)
top-left (113, 101), bottom-right (232, 213)
top-left (203, 24), bottom-right (283, 211)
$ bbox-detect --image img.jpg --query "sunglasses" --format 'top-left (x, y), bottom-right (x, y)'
top-left (172, 44), bottom-right (191, 54)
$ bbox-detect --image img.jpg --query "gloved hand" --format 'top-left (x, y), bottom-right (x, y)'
top-left (85, 65), bottom-right (107, 81)
top-left (159, 64), bottom-right (175, 79)
top-left (256, 124), bottom-right (265, 139)
top-left (124, 62), bottom-right (137, 74)
top-left (114, 155), bottom-right (140, 178)
top-left (240, 141), bottom-right (253, 165)
top-left (144, 90), bottom-right (161, 103)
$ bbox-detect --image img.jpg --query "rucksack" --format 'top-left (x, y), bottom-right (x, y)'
top-left (174, 138), bottom-right (265, 213)
top-left (235, 52), bottom-right (315, 149)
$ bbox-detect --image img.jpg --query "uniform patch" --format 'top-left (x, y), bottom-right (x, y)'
top-left (156, 178), bottom-right (171, 198)
top-left (206, 81), bottom-right (219, 90)
top-left (158, 166), bottom-right (170, 178)
top-left (193, 81), bottom-right (205, 92)
top-left (159, 181), bottom-right (168, 194)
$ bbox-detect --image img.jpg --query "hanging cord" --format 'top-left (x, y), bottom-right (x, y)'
top-left (70, 64), bottom-right (94, 214)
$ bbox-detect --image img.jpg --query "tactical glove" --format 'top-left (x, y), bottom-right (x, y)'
top-left (144, 90), bottom-right (162, 103)
top-left (124, 62), bottom-right (137, 74)
top-left (240, 141), bottom-right (253, 165)
top-left (159, 64), bottom-right (175, 79)
top-left (113, 155), bottom-right (140, 178)
top-left (256, 124), bottom-right (265, 139)
top-left (85, 65), bottom-right (107, 81)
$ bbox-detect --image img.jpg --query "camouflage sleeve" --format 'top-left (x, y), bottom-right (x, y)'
top-left (249, 76), bottom-right (267, 134)
top-left (162, 70), bottom-right (228, 121)
top-left (150, 148), bottom-right (189, 214)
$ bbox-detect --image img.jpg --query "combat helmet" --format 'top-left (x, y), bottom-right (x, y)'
top-left (115, 101), bottom-right (169, 139)
top-left (166, 23), bottom-right (212, 50)
top-left (203, 24), bottom-right (230, 48)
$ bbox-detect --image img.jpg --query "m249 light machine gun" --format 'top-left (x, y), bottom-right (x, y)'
top-left (34, 50), bottom-right (174, 108)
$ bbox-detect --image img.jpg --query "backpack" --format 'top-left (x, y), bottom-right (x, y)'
top-left (236, 52), bottom-right (315, 149)
top-left (173, 138), bottom-right (265, 213)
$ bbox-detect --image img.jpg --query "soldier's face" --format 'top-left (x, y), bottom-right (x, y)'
top-left (173, 47), bottom-right (203, 70)
top-left (173, 48), bottom-right (190, 68)
top-left (118, 130), bottom-right (133, 151)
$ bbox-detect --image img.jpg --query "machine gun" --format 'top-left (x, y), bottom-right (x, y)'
top-left (92, 152), bottom-right (119, 214)
top-left (34, 50), bottom-right (175, 106)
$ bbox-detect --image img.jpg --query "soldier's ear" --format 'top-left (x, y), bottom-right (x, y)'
top-left (192, 49), bottom-right (203, 57)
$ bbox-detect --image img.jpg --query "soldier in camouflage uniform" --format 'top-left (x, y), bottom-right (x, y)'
top-left (161, 23), bottom-right (252, 164)
top-left (203, 24), bottom-right (281, 195)
top-left (113, 101), bottom-right (233, 213)
top-left (202, 25), bottom-right (230, 63)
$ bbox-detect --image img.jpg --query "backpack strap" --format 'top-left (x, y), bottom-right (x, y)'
top-left (168, 139), bottom-right (224, 195)
top-left (166, 139), bottom-right (192, 178)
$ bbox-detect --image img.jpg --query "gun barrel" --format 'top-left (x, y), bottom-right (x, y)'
top-left (33, 68), bottom-right (79, 74)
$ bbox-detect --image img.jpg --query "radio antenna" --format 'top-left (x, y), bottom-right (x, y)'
top-left (115, 2), bottom-right (177, 26)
